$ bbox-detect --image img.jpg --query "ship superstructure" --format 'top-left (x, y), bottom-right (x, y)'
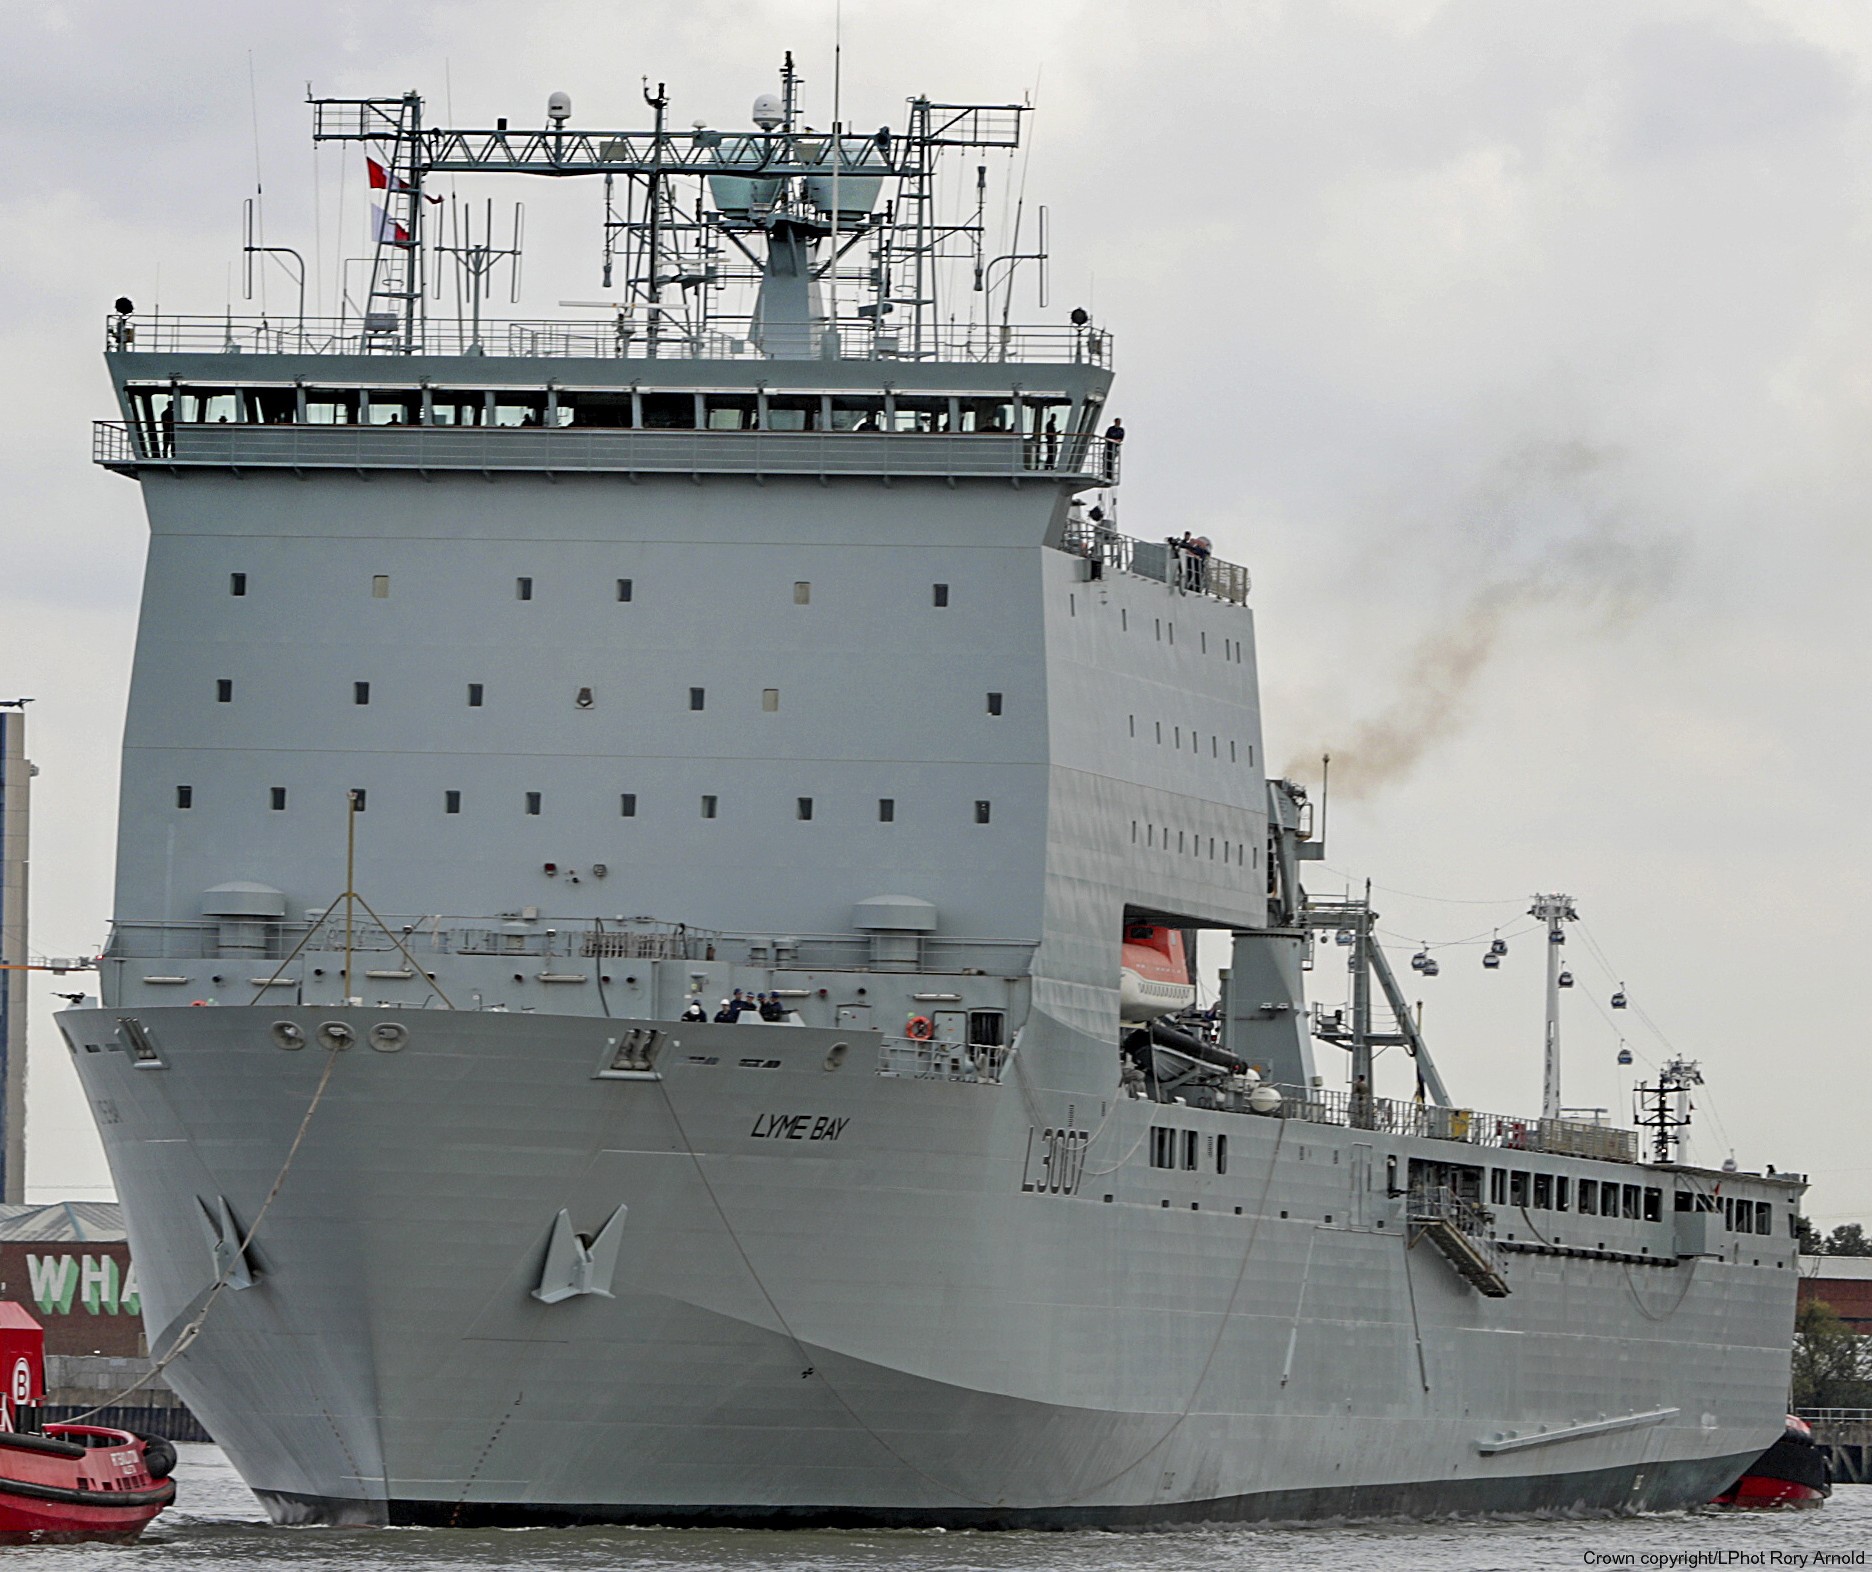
top-left (59, 64), bottom-right (1802, 1527)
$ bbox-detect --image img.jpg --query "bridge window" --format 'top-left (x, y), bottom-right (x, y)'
top-left (956, 397), bottom-right (1017, 433)
top-left (828, 396), bottom-right (887, 432)
top-left (1556, 1176), bottom-right (1570, 1211)
top-left (176, 785), bottom-right (193, 810)
top-left (216, 679), bottom-right (233, 703)
top-left (641, 393), bottom-right (697, 430)
top-left (230, 572), bottom-right (247, 596)
top-left (270, 787), bottom-right (286, 811)
top-left (525, 792), bottom-right (541, 816)
top-left (445, 790), bottom-right (461, 814)
top-left (492, 394), bottom-right (545, 427)
top-left (1643, 1187), bottom-right (1662, 1222)
top-left (764, 394), bottom-right (823, 432)
top-left (1533, 1174), bottom-right (1552, 1209)
top-left (878, 798), bottom-right (895, 823)
top-left (303, 390), bottom-right (358, 425)
top-left (890, 395), bottom-right (950, 433)
top-left (705, 394), bottom-right (758, 431)
top-left (557, 391), bottom-right (632, 428)
top-left (180, 388), bottom-right (243, 423)
top-left (1621, 1184), bottom-right (1641, 1219)
top-left (1579, 1179), bottom-right (1598, 1215)
top-left (619, 793), bottom-right (636, 817)
top-left (1757, 1201), bottom-right (1773, 1234)
top-left (364, 391), bottom-right (419, 426)
top-left (1509, 1170), bottom-right (1530, 1207)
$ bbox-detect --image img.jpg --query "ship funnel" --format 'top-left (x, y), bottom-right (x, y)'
top-left (852, 894), bottom-right (936, 972)
top-left (201, 881), bottom-right (286, 958)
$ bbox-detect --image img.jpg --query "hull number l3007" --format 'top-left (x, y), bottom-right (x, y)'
top-left (1022, 1121), bottom-right (1089, 1195)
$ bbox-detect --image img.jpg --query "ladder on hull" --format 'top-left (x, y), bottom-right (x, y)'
top-left (1409, 1186), bottom-right (1511, 1297)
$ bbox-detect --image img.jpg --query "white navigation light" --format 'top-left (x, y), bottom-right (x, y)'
top-left (546, 91), bottom-right (572, 125)
top-left (752, 92), bottom-right (783, 130)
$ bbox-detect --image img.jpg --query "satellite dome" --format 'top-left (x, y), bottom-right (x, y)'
top-left (546, 91), bottom-right (572, 125)
top-left (752, 92), bottom-right (784, 130)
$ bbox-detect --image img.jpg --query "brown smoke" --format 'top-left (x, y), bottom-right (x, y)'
top-left (1281, 440), bottom-right (1677, 799)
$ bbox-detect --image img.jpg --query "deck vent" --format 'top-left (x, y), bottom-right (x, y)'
top-left (852, 894), bottom-right (937, 972)
top-left (201, 882), bottom-right (286, 958)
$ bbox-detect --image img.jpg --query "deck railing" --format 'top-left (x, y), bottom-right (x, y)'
top-left (1272, 1086), bottom-right (1640, 1163)
top-left (877, 1037), bottom-right (1010, 1084)
top-left (1060, 520), bottom-right (1252, 605)
top-left (94, 420), bottom-right (1118, 484)
top-left (105, 314), bottom-right (1113, 367)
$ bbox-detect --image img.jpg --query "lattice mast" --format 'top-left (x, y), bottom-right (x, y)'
top-left (309, 58), bottom-right (1034, 357)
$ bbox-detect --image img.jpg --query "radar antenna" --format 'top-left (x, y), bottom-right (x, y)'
top-left (1634, 1056), bottom-right (1703, 1165)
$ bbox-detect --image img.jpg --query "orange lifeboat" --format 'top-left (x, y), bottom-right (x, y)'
top-left (1119, 925), bottom-right (1196, 1023)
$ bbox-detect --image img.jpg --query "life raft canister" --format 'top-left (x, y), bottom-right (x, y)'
top-left (906, 1015), bottom-right (935, 1041)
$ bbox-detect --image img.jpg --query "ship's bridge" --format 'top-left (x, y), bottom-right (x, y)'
top-left (97, 315), bottom-right (1120, 488)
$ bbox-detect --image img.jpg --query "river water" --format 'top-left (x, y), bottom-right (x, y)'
top-left (28, 1447), bottom-right (1871, 1570)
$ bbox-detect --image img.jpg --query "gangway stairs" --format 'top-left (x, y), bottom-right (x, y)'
top-left (1408, 1186), bottom-right (1511, 1297)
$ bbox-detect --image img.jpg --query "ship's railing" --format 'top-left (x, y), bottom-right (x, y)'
top-left (105, 314), bottom-right (1112, 367)
top-left (877, 1036), bottom-right (1010, 1084)
top-left (93, 420), bottom-right (1118, 485)
top-left (1059, 520), bottom-right (1251, 606)
top-left (1270, 1086), bottom-right (1640, 1163)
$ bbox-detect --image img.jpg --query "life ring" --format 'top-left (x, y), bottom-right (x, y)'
top-left (906, 1015), bottom-right (935, 1041)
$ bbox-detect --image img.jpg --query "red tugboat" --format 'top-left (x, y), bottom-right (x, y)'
top-left (0, 1304), bottom-right (174, 1543)
top-left (1712, 1415), bottom-right (1830, 1509)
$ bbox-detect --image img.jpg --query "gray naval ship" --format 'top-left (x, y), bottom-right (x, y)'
top-left (62, 62), bottom-right (1804, 1527)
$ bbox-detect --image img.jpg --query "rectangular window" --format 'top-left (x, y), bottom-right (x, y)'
top-left (762, 689), bottom-right (779, 712)
top-left (1509, 1171), bottom-right (1530, 1208)
top-left (1230, 741), bottom-right (1238, 763)
top-left (525, 791), bottom-right (542, 816)
top-left (690, 687), bottom-right (706, 711)
top-left (793, 581), bottom-right (811, 604)
top-left (1757, 1201), bottom-right (1773, 1235)
top-left (1579, 1179), bottom-right (1598, 1215)
top-left (616, 578), bottom-right (633, 603)
top-left (1643, 1187), bottom-right (1662, 1222)
top-left (1216, 1133), bottom-right (1228, 1175)
top-left (229, 572), bottom-right (247, 596)
top-left (1556, 1176), bottom-right (1570, 1212)
top-left (932, 583), bottom-right (949, 607)
top-left (967, 1011), bottom-right (1005, 1047)
top-left (176, 785), bottom-right (193, 810)
top-left (1149, 1128), bottom-right (1175, 1169)
top-left (1622, 1184), bottom-right (1641, 1220)
top-left (516, 576), bottom-right (533, 601)
top-left (1533, 1173), bottom-right (1553, 1210)
top-left (797, 797), bottom-right (813, 821)
top-left (1182, 1130), bottom-right (1199, 1171)
top-left (1490, 1169), bottom-right (1506, 1205)
top-left (974, 800), bottom-right (992, 824)
top-left (700, 794), bottom-right (718, 819)
top-left (216, 679), bottom-right (233, 703)
top-left (467, 683), bottom-right (484, 707)
top-left (354, 681), bottom-right (371, 705)
top-left (349, 788), bottom-right (367, 812)
top-left (445, 790), bottom-right (461, 814)
top-left (619, 793), bottom-right (637, 817)
top-left (878, 798), bottom-right (895, 823)
top-left (986, 692), bottom-right (1003, 716)
top-left (371, 574), bottom-right (389, 598)
top-left (269, 787), bottom-right (287, 811)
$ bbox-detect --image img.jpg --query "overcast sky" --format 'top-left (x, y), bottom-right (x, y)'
top-left (3, 0), bottom-right (1868, 1223)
